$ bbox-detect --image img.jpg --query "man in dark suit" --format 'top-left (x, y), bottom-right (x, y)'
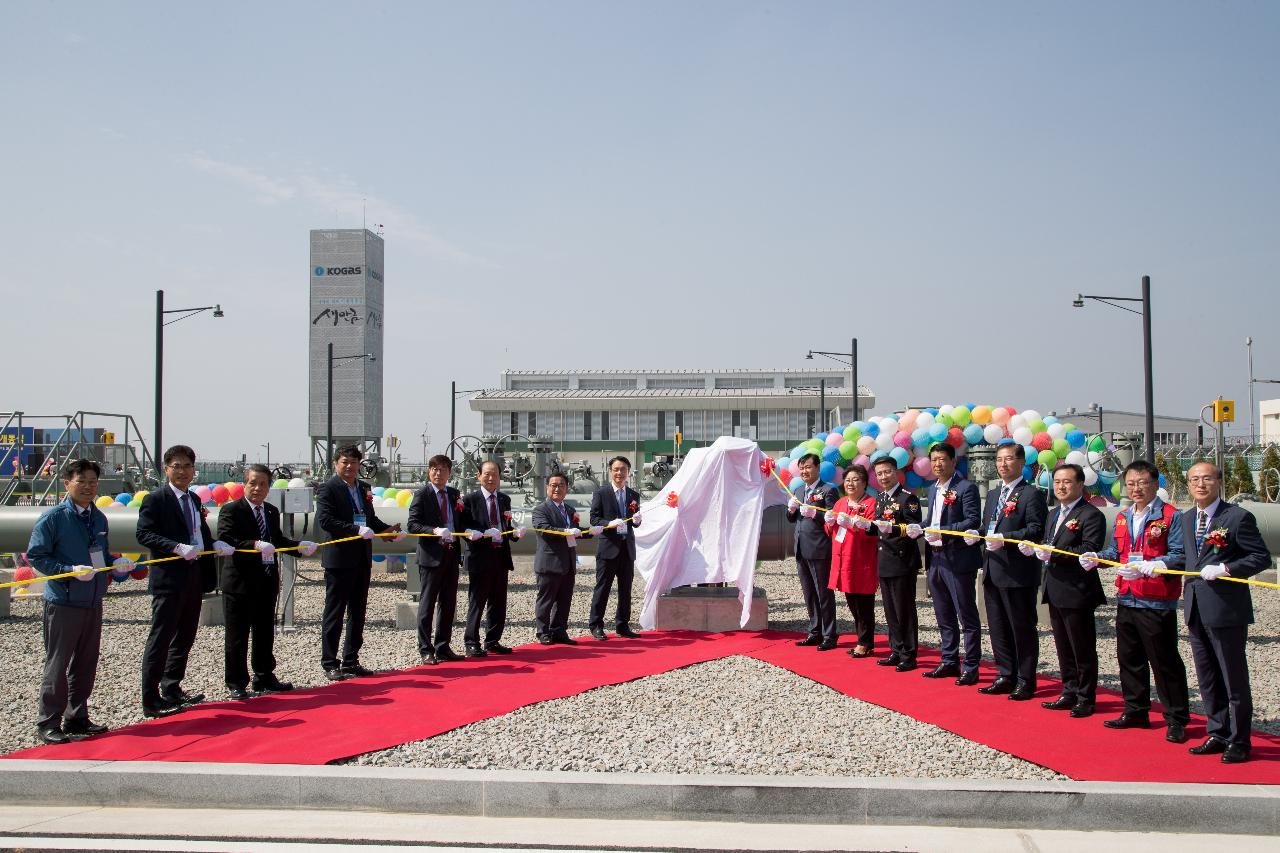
top-left (1165, 462), bottom-right (1271, 763)
top-left (976, 444), bottom-right (1046, 701)
top-left (461, 460), bottom-right (518, 656)
top-left (915, 442), bottom-right (983, 684)
top-left (533, 472), bottom-right (594, 644)
top-left (216, 464), bottom-right (318, 699)
top-left (314, 444), bottom-right (401, 681)
top-left (588, 455), bottom-right (643, 640)
top-left (786, 453), bottom-right (841, 651)
top-left (1026, 463), bottom-right (1106, 717)
top-left (867, 456), bottom-right (922, 671)
top-left (406, 454), bottom-right (473, 664)
top-left (136, 444), bottom-right (232, 717)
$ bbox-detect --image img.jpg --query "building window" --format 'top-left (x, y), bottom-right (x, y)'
top-left (583, 411), bottom-right (591, 440)
top-left (578, 377), bottom-right (637, 390)
top-left (785, 376), bottom-right (844, 389)
top-left (510, 412), bottom-right (519, 435)
top-left (602, 411), bottom-right (610, 440)
top-left (510, 377), bottom-right (570, 390)
top-left (807, 410), bottom-right (816, 435)
top-left (714, 376), bottom-right (774, 389)
top-left (658, 411), bottom-right (666, 439)
top-left (732, 410), bottom-right (741, 429)
top-left (647, 377), bottom-right (705, 389)
top-left (676, 411), bottom-right (684, 433)
top-left (528, 411), bottom-right (537, 435)
top-left (750, 410), bottom-right (759, 428)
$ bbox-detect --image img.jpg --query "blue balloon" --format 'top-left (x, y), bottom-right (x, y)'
top-left (1065, 430), bottom-right (1086, 449)
top-left (963, 424), bottom-right (985, 445)
top-left (911, 428), bottom-right (931, 448)
top-left (115, 492), bottom-right (131, 504)
top-left (928, 423), bottom-right (947, 442)
top-left (822, 445), bottom-right (841, 463)
top-left (863, 422), bottom-right (880, 438)
top-left (372, 554), bottom-right (386, 562)
top-left (998, 437), bottom-right (1016, 445)
top-left (372, 486), bottom-right (386, 496)
top-left (1037, 469), bottom-right (1052, 488)
top-left (819, 461), bottom-right (837, 482)
top-left (1043, 415), bottom-right (1059, 426)
top-left (889, 447), bottom-right (910, 469)
top-left (1022, 464), bottom-right (1034, 481)
top-left (904, 471), bottom-right (923, 488)
top-left (1098, 469), bottom-right (1117, 485)
top-left (816, 432), bottom-right (829, 441)
top-left (924, 407), bottom-right (938, 416)
top-left (870, 449), bottom-right (889, 463)
top-left (1023, 445), bottom-right (1037, 463)
top-left (1158, 474), bottom-right (1167, 487)
top-left (791, 479), bottom-right (807, 494)
top-left (830, 424), bottom-right (845, 435)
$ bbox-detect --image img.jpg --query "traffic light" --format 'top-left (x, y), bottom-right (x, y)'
top-left (1213, 399), bottom-right (1235, 423)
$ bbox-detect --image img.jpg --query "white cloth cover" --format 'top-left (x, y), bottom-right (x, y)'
top-left (636, 436), bottom-right (787, 629)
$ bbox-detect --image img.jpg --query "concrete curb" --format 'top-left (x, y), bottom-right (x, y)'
top-left (0, 761), bottom-right (1275, 835)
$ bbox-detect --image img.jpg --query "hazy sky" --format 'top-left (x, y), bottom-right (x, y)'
top-left (4, 2), bottom-right (1278, 461)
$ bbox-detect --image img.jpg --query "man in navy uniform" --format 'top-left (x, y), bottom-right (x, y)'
top-left (786, 453), bottom-right (840, 651)
top-left (588, 455), bottom-right (643, 640)
top-left (866, 456), bottom-right (922, 671)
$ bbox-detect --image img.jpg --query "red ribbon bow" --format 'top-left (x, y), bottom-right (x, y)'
top-left (666, 492), bottom-right (679, 508)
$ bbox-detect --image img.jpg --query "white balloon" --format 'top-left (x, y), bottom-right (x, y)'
top-left (1009, 414), bottom-right (1027, 431)
top-left (983, 424), bottom-right (1005, 444)
top-left (1065, 450), bottom-right (1087, 467)
top-left (288, 477), bottom-right (306, 488)
top-left (1087, 450), bottom-right (1105, 467)
top-left (1047, 423), bottom-right (1066, 440)
top-left (381, 497), bottom-right (398, 508)
top-left (916, 413), bottom-right (935, 430)
top-left (1012, 427), bottom-right (1033, 445)
top-left (1022, 410), bottom-right (1041, 424)
top-left (939, 404), bottom-right (954, 415)
top-left (1083, 467), bottom-right (1099, 486)
top-left (875, 431), bottom-right (895, 451)
top-left (1156, 487), bottom-right (1170, 502)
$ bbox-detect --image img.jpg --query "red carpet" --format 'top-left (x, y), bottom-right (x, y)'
top-left (6, 630), bottom-right (1279, 784)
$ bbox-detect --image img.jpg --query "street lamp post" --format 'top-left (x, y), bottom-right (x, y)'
top-left (260, 443), bottom-right (270, 468)
top-left (155, 289), bottom-right (223, 473)
top-left (1072, 276), bottom-right (1154, 462)
top-left (806, 338), bottom-right (859, 424)
top-left (1246, 337), bottom-right (1280, 444)
top-left (326, 342), bottom-right (375, 473)
top-left (449, 382), bottom-right (484, 460)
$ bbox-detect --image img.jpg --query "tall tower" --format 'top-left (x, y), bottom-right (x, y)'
top-left (308, 229), bottom-right (385, 472)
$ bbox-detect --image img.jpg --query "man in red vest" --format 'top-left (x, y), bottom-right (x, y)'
top-left (1080, 460), bottom-right (1189, 743)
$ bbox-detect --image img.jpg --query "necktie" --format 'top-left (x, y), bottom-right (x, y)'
top-left (558, 503), bottom-right (570, 526)
top-left (254, 504), bottom-right (269, 540)
top-left (488, 493), bottom-right (499, 528)
top-left (1053, 505), bottom-right (1068, 538)
top-left (1195, 510), bottom-right (1208, 550)
top-left (180, 492), bottom-right (198, 545)
top-left (616, 488), bottom-right (626, 518)
top-left (438, 490), bottom-right (450, 526)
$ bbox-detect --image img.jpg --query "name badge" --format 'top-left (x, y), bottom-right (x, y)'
top-left (262, 550), bottom-right (275, 566)
top-left (353, 513), bottom-right (367, 527)
top-left (89, 548), bottom-right (105, 570)
top-left (835, 526), bottom-right (847, 544)
top-left (566, 534), bottom-right (577, 549)
top-left (617, 522), bottom-right (628, 537)
top-left (987, 518), bottom-right (998, 534)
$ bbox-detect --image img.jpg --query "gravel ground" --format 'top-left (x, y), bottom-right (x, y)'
top-left (1, 556), bottom-right (1276, 777)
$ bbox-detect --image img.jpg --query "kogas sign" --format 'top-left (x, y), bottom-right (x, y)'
top-left (314, 266), bottom-right (363, 276)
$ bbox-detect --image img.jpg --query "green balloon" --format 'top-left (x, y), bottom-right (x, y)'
top-left (952, 406), bottom-right (972, 427)
top-left (838, 441), bottom-right (857, 460)
top-left (804, 439), bottom-right (824, 453)
top-left (1062, 423), bottom-right (1077, 433)
top-left (935, 413), bottom-right (953, 429)
top-left (1037, 449), bottom-right (1059, 469)
top-left (273, 478), bottom-right (289, 489)
top-left (1027, 419), bottom-right (1047, 434)
top-left (1051, 438), bottom-right (1070, 457)
top-left (842, 425), bottom-right (861, 442)
top-left (1111, 479), bottom-right (1123, 499)
top-left (1087, 436), bottom-right (1106, 452)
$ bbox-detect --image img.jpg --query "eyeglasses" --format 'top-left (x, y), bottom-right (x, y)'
top-left (67, 479), bottom-right (99, 486)
top-left (1124, 480), bottom-right (1155, 489)
top-left (165, 462), bottom-right (194, 471)
top-left (1187, 476), bottom-right (1218, 484)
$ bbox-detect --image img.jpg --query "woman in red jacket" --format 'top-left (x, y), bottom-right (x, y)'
top-left (826, 464), bottom-right (879, 657)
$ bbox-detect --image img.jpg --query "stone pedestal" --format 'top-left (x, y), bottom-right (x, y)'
top-left (199, 594), bottom-right (225, 627)
top-left (653, 585), bottom-right (768, 632)
top-left (394, 600), bottom-right (417, 630)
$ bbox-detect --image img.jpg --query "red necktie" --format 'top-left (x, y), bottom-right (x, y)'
top-left (488, 494), bottom-right (499, 528)
top-left (439, 490), bottom-right (449, 524)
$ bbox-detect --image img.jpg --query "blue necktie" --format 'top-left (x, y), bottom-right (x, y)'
top-left (180, 492), bottom-right (198, 545)
top-left (255, 504), bottom-right (270, 540)
top-left (616, 488), bottom-right (626, 518)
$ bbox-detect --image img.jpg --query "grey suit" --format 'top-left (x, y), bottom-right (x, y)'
top-left (532, 499), bottom-right (580, 639)
top-left (786, 481), bottom-right (840, 643)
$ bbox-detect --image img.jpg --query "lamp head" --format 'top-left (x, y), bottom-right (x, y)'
top-left (805, 351), bottom-right (814, 360)
top-left (1072, 295), bottom-right (1085, 308)
top-left (212, 304), bottom-right (225, 318)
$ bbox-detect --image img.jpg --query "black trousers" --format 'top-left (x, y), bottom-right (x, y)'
top-left (141, 572), bottom-right (204, 704)
top-left (321, 564), bottom-right (371, 670)
top-left (879, 573), bottom-right (918, 661)
top-left (796, 555), bottom-right (837, 642)
top-left (842, 592), bottom-right (875, 649)
top-left (417, 563), bottom-right (460, 654)
top-left (983, 581), bottom-right (1038, 683)
top-left (39, 601), bottom-right (103, 729)
top-left (535, 570), bottom-right (576, 638)
top-left (1048, 604), bottom-right (1098, 706)
top-left (589, 555), bottom-right (633, 630)
top-left (223, 577), bottom-right (279, 689)
top-left (1186, 604), bottom-right (1252, 746)
top-left (1115, 604), bottom-right (1189, 724)
top-left (465, 567), bottom-right (509, 649)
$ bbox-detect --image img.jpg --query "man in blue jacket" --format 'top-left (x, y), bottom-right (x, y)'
top-left (27, 460), bottom-right (134, 744)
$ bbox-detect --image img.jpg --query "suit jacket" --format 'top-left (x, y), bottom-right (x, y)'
top-left (1166, 501), bottom-right (1271, 628)
top-left (981, 479), bottom-right (1047, 588)
top-left (590, 484), bottom-right (642, 562)
top-left (533, 499), bottom-right (580, 576)
top-left (872, 486), bottom-right (923, 577)
top-left (136, 484), bottom-right (217, 594)
top-left (786, 480), bottom-right (840, 561)
top-left (313, 475), bottom-right (390, 571)
top-left (924, 476), bottom-right (982, 575)
top-left (462, 488), bottom-right (514, 573)
top-left (215, 497), bottom-right (299, 596)
top-left (407, 484), bottom-right (467, 571)
top-left (1040, 500), bottom-right (1107, 609)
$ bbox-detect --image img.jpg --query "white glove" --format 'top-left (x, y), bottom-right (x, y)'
top-left (432, 527), bottom-right (452, 541)
top-left (607, 518), bottom-right (626, 529)
top-left (73, 564), bottom-right (96, 582)
top-left (1017, 541), bottom-right (1035, 556)
top-left (174, 543), bottom-right (199, 560)
top-left (358, 526), bottom-right (376, 540)
top-left (985, 533), bottom-right (1005, 551)
top-left (483, 527), bottom-right (500, 538)
top-left (875, 519), bottom-right (893, 535)
top-left (212, 540), bottom-right (235, 557)
top-left (563, 527), bottom-right (580, 538)
top-left (963, 529), bottom-right (981, 546)
top-left (905, 523), bottom-right (924, 540)
top-left (787, 497), bottom-right (801, 512)
top-left (392, 530), bottom-right (408, 543)
top-left (801, 506), bottom-right (818, 519)
top-left (1033, 545), bottom-right (1051, 562)
top-left (823, 510), bottom-right (835, 525)
top-left (1117, 563), bottom-right (1142, 580)
top-left (1140, 560), bottom-right (1165, 578)
top-left (926, 532), bottom-right (944, 548)
top-left (465, 529), bottom-right (482, 542)
top-left (298, 540), bottom-right (319, 557)
top-left (632, 511), bottom-right (642, 524)
top-left (254, 541), bottom-right (276, 559)
top-left (489, 528), bottom-right (503, 544)
top-left (513, 526), bottom-right (527, 540)
top-left (588, 524), bottom-right (605, 537)
top-left (1200, 563), bottom-right (1228, 581)
top-left (110, 556), bottom-right (134, 579)
top-left (853, 515), bottom-right (872, 531)
top-left (1078, 552), bottom-right (1099, 571)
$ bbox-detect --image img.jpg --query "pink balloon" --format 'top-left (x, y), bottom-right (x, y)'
top-left (856, 436), bottom-right (877, 455)
top-left (991, 407), bottom-right (1011, 426)
top-left (898, 409), bottom-right (919, 432)
top-left (912, 456), bottom-right (932, 478)
top-left (788, 460), bottom-right (801, 477)
top-left (853, 454), bottom-right (871, 470)
top-left (195, 485), bottom-right (212, 501)
top-left (825, 432), bottom-right (844, 447)
top-left (893, 430), bottom-right (912, 449)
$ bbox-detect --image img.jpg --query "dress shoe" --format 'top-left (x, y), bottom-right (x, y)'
top-left (340, 664), bottom-right (376, 678)
top-left (1041, 695), bottom-right (1075, 711)
top-left (252, 676), bottom-right (293, 693)
top-left (816, 639), bottom-right (837, 651)
top-left (1165, 724), bottom-right (1188, 744)
top-left (62, 718), bottom-right (108, 737)
top-left (465, 646), bottom-right (488, 657)
top-left (436, 647), bottom-right (464, 662)
top-left (226, 686), bottom-right (252, 701)
top-left (979, 677), bottom-right (1015, 695)
top-left (1188, 737), bottom-right (1228, 756)
top-left (1069, 704), bottom-right (1095, 718)
top-left (420, 653), bottom-right (438, 665)
top-left (795, 636), bottom-right (821, 647)
top-left (142, 697), bottom-right (184, 717)
top-left (615, 625), bottom-right (641, 639)
top-left (37, 726), bottom-right (70, 745)
top-left (877, 654), bottom-right (902, 668)
top-left (954, 669), bottom-right (979, 686)
top-left (536, 634), bottom-right (554, 645)
top-left (162, 689), bottom-right (204, 707)
top-left (323, 667), bottom-right (351, 681)
top-left (590, 627), bottom-right (608, 641)
top-left (1221, 743), bottom-right (1250, 764)
top-left (923, 663), bottom-right (961, 679)
top-left (485, 643), bottom-right (514, 655)
top-left (1103, 712), bottom-right (1151, 730)
top-left (895, 660), bottom-right (918, 673)
top-left (553, 635), bottom-right (579, 646)
top-left (1008, 682), bottom-right (1036, 701)
top-left (848, 646), bottom-right (871, 658)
